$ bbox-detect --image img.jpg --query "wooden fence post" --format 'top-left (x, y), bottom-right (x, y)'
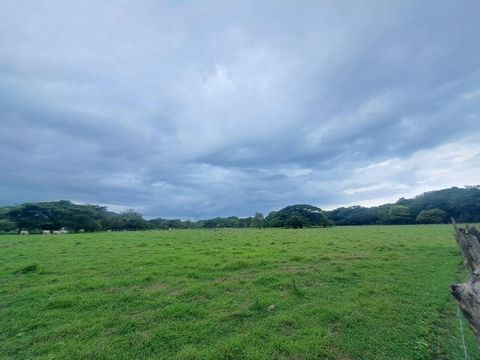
top-left (450, 219), bottom-right (480, 340)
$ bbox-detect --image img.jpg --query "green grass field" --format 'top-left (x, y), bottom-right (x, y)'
top-left (1, 225), bottom-right (479, 359)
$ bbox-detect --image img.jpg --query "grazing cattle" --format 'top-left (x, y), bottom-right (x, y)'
top-left (20, 230), bottom-right (29, 235)
top-left (42, 230), bottom-right (51, 235)
top-left (78, 229), bottom-right (85, 233)
top-left (52, 229), bottom-right (68, 234)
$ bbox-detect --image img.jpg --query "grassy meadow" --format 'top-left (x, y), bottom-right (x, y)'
top-left (1, 225), bottom-right (479, 359)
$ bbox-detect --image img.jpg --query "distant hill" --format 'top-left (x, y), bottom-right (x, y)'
top-left (398, 186), bottom-right (480, 222)
top-left (326, 186), bottom-right (480, 225)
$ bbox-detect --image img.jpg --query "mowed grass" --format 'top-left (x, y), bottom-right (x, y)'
top-left (1, 226), bottom-right (479, 359)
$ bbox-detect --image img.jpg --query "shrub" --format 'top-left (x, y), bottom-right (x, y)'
top-left (416, 208), bottom-right (446, 224)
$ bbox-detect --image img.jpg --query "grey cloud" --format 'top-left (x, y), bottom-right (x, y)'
top-left (0, 1), bottom-right (479, 218)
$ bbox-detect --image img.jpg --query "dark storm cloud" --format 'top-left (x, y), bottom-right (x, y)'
top-left (0, 1), bottom-right (479, 218)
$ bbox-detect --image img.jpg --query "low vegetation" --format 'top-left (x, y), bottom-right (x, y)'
top-left (1, 225), bottom-right (479, 359)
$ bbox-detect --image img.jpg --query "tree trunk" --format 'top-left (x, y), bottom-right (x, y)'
top-left (450, 219), bottom-right (480, 340)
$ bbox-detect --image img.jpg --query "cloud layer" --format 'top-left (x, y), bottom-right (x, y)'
top-left (1, 1), bottom-right (479, 218)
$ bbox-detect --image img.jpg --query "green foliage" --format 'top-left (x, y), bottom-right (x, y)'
top-left (399, 186), bottom-right (480, 222)
top-left (148, 218), bottom-right (196, 230)
top-left (0, 226), bottom-right (478, 359)
top-left (0, 219), bottom-right (16, 232)
top-left (252, 212), bottom-right (264, 228)
top-left (416, 208), bottom-right (447, 224)
top-left (326, 186), bottom-right (480, 225)
top-left (284, 213), bottom-right (308, 228)
top-left (198, 216), bottom-right (253, 229)
top-left (116, 210), bottom-right (147, 231)
top-left (264, 204), bottom-right (330, 228)
top-left (1, 186), bottom-right (479, 231)
top-left (5, 200), bottom-right (105, 232)
top-left (326, 205), bottom-right (390, 225)
top-left (263, 211), bottom-right (283, 227)
top-left (387, 205), bottom-right (413, 224)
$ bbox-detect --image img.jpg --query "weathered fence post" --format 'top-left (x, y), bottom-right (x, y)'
top-left (450, 219), bottom-right (480, 340)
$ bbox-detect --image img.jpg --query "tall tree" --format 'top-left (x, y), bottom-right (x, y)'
top-left (252, 212), bottom-right (264, 228)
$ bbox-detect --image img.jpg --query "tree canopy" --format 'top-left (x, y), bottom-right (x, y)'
top-left (325, 186), bottom-right (480, 226)
top-left (264, 204), bottom-right (331, 228)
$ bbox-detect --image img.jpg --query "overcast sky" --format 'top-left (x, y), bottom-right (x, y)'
top-left (0, 1), bottom-right (479, 219)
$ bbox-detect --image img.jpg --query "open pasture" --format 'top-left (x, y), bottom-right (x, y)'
top-left (1, 226), bottom-right (479, 359)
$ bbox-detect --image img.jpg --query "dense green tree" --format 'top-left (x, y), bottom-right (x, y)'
top-left (117, 210), bottom-right (147, 231)
top-left (6, 201), bottom-right (108, 231)
top-left (0, 219), bottom-right (16, 232)
top-left (398, 186), bottom-right (480, 222)
top-left (285, 213), bottom-right (309, 228)
top-left (264, 205), bottom-right (330, 228)
top-left (264, 211), bottom-right (284, 227)
top-left (387, 205), bottom-right (413, 224)
top-left (326, 187), bottom-right (480, 225)
top-left (147, 217), bottom-right (180, 230)
top-left (197, 216), bottom-right (252, 229)
top-left (416, 208), bottom-right (446, 224)
top-left (71, 214), bottom-right (102, 232)
top-left (327, 206), bottom-right (378, 225)
top-left (252, 212), bottom-right (264, 228)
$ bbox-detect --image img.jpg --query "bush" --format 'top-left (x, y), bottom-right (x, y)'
top-left (416, 208), bottom-right (446, 224)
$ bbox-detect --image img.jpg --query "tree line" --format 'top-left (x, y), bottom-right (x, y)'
top-left (326, 186), bottom-right (480, 225)
top-left (0, 186), bottom-right (479, 233)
